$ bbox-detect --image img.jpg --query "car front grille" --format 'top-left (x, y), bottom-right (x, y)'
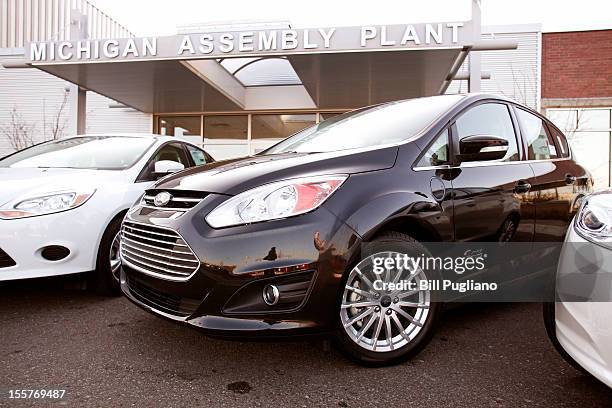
top-left (142, 189), bottom-right (208, 211)
top-left (120, 221), bottom-right (200, 281)
top-left (126, 274), bottom-right (201, 317)
top-left (0, 247), bottom-right (16, 268)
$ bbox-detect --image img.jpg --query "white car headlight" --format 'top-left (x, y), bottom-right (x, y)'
top-left (206, 175), bottom-right (347, 228)
top-left (0, 190), bottom-right (96, 219)
top-left (575, 192), bottom-right (612, 245)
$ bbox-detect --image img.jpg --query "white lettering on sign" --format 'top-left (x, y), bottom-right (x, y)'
top-left (401, 25), bottom-right (420, 45)
top-left (319, 28), bottom-right (335, 48)
top-left (259, 31), bottom-right (277, 50)
top-left (27, 22), bottom-right (466, 63)
top-left (178, 36), bottom-right (195, 55)
top-left (103, 40), bottom-right (119, 58)
top-left (199, 34), bottom-right (213, 54)
top-left (123, 38), bottom-right (139, 57)
top-left (31, 42), bottom-right (46, 60)
top-left (142, 37), bottom-right (157, 56)
top-left (219, 33), bottom-right (234, 53)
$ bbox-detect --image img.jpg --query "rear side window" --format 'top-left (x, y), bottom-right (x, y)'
top-left (417, 129), bottom-right (450, 167)
top-left (455, 103), bottom-right (519, 162)
top-left (186, 144), bottom-right (209, 165)
top-left (547, 124), bottom-right (570, 158)
top-left (516, 108), bottom-right (558, 160)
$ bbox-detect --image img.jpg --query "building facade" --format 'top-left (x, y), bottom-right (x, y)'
top-left (1, 1), bottom-right (610, 190)
top-left (0, 0), bottom-right (151, 157)
top-left (542, 29), bottom-right (612, 188)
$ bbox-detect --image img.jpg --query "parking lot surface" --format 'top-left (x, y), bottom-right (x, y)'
top-left (1, 277), bottom-right (611, 407)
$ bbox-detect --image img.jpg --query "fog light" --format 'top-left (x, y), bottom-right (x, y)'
top-left (41, 245), bottom-right (70, 261)
top-left (262, 284), bottom-right (280, 306)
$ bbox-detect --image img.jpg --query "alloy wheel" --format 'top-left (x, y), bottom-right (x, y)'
top-left (109, 232), bottom-right (122, 282)
top-left (340, 252), bottom-right (431, 352)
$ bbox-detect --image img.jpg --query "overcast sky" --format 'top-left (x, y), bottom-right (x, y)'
top-left (90, 0), bottom-right (612, 37)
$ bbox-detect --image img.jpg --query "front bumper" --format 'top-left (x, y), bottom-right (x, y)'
top-left (120, 196), bottom-right (362, 337)
top-left (0, 205), bottom-right (104, 281)
top-left (555, 225), bottom-right (612, 388)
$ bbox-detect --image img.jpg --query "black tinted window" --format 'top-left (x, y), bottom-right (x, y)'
top-left (455, 103), bottom-right (519, 162)
top-left (516, 108), bottom-right (558, 160)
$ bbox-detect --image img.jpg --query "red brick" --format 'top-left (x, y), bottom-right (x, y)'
top-left (542, 30), bottom-right (612, 99)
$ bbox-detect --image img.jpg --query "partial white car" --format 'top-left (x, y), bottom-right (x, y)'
top-left (544, 190), bottom-right (612, 388)
top-left (0, 134), bottom-right (213, 294)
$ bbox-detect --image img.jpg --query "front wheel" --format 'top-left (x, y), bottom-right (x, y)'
top-left (334, 232), bottom-right (442, 366)
top-left (89, 215), bottom-right (124, 296)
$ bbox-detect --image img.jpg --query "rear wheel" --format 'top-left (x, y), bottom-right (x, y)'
top-left (89, 215), bottom-right (124, 296)
top-left (334, 232), bottom-right (441, 366)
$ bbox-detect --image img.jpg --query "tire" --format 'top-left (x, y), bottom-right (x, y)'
top-left (88, 214), bottom-right (124, 296)
top-left (334, 232), bottom-right (442, 366)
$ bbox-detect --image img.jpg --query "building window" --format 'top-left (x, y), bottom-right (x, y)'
top-left (251, 114), bottom-right (316, 155)
top-left (159, 116), bottom-right (201, 141)
top-left (203, 115), bottom-right (249, 160)
top-left (547, 108), bottom-right (612, 188)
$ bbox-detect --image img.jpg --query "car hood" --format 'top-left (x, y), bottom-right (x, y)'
top-left (155, 146), bottom-right (399, 195)
top-left (0, 167), bottom-right (128, 206)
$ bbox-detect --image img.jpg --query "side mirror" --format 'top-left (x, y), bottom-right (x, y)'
top-left (153, 160), bottom-right (184, 178)
top-left (457, 135), bottom-right (509, 163)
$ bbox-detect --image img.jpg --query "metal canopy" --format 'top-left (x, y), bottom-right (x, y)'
top-left (288, 48), bottom-right (466, 109)
top-left (35, 59), bottom-right (243, 113)
top-left (34, 45), bottom-right (467, 113)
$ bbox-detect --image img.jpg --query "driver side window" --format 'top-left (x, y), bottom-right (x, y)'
top-left (153, 144), bottom-right (190, 166)
top-left (139, 143), bottom-right (191, 182)
top-left (455, 103), bottom-right (519, 162)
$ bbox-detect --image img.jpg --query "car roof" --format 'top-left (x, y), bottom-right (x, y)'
top-left (58, 134), bottom-right (197, 146)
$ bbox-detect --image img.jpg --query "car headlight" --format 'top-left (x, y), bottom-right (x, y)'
top-left (575, 192), bottom-right (612, 246)
top-left (205, 175), bottom-right (347, 228)
top-left (0, 190), bottom-right (96, 219)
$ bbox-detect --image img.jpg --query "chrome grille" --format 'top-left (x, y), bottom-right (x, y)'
top-left (120, 221), bottom-right (199, 281)
top-left (142, 189), bottom-right (207, 212)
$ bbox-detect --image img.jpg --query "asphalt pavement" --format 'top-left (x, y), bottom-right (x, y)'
top-left (1, 276), bottom-right (611, 407)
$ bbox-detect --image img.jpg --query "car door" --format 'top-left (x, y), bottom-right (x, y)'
top-left (449, 102), bottom-right (536, 244)
top-left (514, 107), bottom-right (589, 241)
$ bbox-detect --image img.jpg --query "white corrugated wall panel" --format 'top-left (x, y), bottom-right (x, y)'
top-left (446, 30), bottom-right (541, 110)
top-left (0, 56), bottom-right (74, 157)
top-left (85, 93), bottom-right (152, 134)
top-left (0, 55), bottom-right (152, 157)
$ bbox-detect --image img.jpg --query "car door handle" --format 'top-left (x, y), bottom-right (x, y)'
top-left (565, 174), bottom-right (577, 184)
top-left (514, 180), bottom-right (531, 194)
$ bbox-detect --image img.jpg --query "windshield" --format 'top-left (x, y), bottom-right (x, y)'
top-left (0, 136), bottom-right (155, 170)
top-left (262, 95), bottom-right (464, 155)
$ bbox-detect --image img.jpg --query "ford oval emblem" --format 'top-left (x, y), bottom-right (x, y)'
top-left (153, 191), bottom-right (173, 207)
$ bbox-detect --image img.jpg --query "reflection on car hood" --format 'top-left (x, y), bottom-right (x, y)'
top-left (155, 146), bottom-right (399, 195)
top-left (0, 167), bottom-right (127, 206)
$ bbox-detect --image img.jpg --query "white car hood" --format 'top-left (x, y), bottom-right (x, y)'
top-left (0, 167), bottom-right (129, 207)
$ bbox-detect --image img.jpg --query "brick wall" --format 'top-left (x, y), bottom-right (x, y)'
top-left (542, 29), bottom-right (612, 99)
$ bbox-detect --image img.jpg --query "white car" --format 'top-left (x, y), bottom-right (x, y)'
top-left (544, 190), bottom-right (612, 388)
top-left (0, 134), bottom-right (213, 294)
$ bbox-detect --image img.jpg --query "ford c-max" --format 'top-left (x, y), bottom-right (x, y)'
top-left (119, 94), bottom-right (591, 365)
